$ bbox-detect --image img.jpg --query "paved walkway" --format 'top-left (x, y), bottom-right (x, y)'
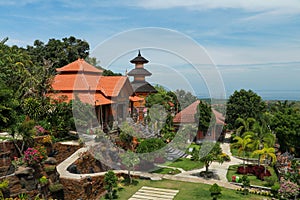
top-left (57, 133), bottom-right (242, 190)
top-left (129, 186), bottom-right (179, 200)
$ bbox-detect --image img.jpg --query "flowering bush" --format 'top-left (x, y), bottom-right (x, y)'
top-left (42, 135), bottom-right (52, 144)
top-left (278, 180), bottom-right (299, 199)
top-left (23, 147), bottom-right (47, 166)
top-left (35, 125), bottom-right (46, 135)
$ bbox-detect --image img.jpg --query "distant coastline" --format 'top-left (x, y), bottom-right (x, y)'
top-left (197, 90), bottom-right (300, 101)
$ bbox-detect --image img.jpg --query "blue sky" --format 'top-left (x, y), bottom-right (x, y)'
top-left (1, 0), bottom-right (300, 99)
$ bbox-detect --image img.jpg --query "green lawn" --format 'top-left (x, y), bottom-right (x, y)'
top-left (114, 179), bottom-right (271, 200)
top-left (151, 167), bottom-right (181, 175)
top-left (167, 158), bottom-right (204, 171)
top-left (226, 164), bottom-right (279, 187)
top-left (185, 143), bottom-right (201, 154)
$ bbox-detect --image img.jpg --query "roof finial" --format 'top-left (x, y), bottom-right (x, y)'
top-left (138, 50), bottom-right (141, 56)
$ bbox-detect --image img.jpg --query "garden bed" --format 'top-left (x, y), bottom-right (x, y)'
top-left (226, 164), bottom-right (279, 187)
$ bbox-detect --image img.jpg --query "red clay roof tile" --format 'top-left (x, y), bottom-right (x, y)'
top-left (56, 58), bottom-right (103, 74)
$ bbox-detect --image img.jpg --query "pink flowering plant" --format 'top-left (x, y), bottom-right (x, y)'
top-left (23, 147), bottom-right (44, 166)
top-left (34, 125), bottom-right (46, 135)
top-left (278, 180), bottom-right (299, 199)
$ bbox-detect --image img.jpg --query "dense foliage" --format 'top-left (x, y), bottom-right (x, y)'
top-left (226, 89), bottom-right (266, 129)
top-left (194, 101), bottom-right (213, 135)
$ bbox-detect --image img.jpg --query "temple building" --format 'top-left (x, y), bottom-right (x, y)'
top-left (49, 58), bottom-right (133, 130)
top-left (127, 51), bottom-right (157, 121)
top-left (173, 100), bottom-right (225, 142)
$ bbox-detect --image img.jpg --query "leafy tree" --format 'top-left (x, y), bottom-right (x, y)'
top-left (0, 79), bottom-right (18, 130)
top-left (103, 69), bottom-right (122, 76)
top-left (119, 122), bottom-right (135, 150)
top-left (46, 100), bottom-right (75, 137)
top-left (198, 142), bottom-right (223, 172)
top-left (234, 117), bottom-right (256, 137)
top-left (174, 89), bottom-right (197, 111)
top-left (226, 89), bottom-right (266, 129)
top-left (270, 103), bottom-right (300, 156)
top-left (11, 119), bottom-right (36, 156)
top-left (145, 86), bottom-right (177, 139)
top-left (26, 36), bottom-right (90, 74)
top-left (104, 170), bottom-right (118, 200)
top-left (136, 138), bottom-right (165, 153)
top-left (231, 136), bottom-right (252, 170)
top-left (120, 151), bottom-right (140, 184)
top-left (194, 101), bottom-right (213, 135)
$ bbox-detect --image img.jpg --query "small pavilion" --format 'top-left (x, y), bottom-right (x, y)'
top-left (173, 100), bottom-right (225, 142)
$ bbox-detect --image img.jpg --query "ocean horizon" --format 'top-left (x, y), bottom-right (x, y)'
top-left (197, 90), bottom-right (300, 101)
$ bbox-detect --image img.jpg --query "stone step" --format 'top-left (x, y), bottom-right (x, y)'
top-left (142, 186), bottom-right (179, 193)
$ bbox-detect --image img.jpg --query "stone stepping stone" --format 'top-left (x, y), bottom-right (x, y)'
top-left (129, 186), bottom-right (179, 200)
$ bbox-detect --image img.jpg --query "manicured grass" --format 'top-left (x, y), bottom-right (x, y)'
top-left (185, 143), bottom-right (201, 154)
top-left (168, 158), bottom-right (204, 171)
top-left (151, 167), bottom-right (181, 175)
top-left (115, 179), bottom-right (271, 200)
top-left (226, 164), bottom-right (279, 187)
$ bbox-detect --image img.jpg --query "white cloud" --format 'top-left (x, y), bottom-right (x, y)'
top-left (133, 0), bottom-right (300, 14)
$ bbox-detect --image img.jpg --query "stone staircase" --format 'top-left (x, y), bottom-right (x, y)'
top-left (165, 147), bottom-right (189, 161)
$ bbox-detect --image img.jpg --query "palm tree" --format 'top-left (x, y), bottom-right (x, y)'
top-left (235, 117), bottom-right (256, 137)
top-left (243, 123), bottom-right (275, 165)
top-left (252, 147), bottom-right (276, 174)
top-left (232, 136), bottom-right (252, 170)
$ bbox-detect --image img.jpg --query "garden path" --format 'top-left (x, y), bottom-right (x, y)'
top-left (56, 133), bottom-right (242, 190)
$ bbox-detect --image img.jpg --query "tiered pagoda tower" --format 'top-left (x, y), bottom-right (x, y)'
top-left (128, 50), bottom-right (157, 95)
top-left (128, 50), bottom-right (157, 121)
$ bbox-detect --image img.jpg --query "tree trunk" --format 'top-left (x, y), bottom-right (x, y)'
top-left (205, 164), bottom-right (209, 172)
top-left (128, 169), bottom-right (132, 184)
top-left (243, 151), bottom-right (246, 170)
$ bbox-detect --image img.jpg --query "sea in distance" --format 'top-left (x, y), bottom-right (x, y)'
top-left (197, 90), bottom-right (300, 101)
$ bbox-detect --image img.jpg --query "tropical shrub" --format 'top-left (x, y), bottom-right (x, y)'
top-left (237, 165), bottom-right (271, 180)
top-left (209, 183), bottom-right (222, 200)
top-left (278, 180), bottom-right (299, 199)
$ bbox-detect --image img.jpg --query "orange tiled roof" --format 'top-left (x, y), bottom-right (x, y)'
top-left (99, 76), bottom-right (131, 97)
top-left (56, 58), bottom-right (103, 74)
top-left (52, 74), bottom-right (131, 97)
top-left (129, 96), bottom-right (144, 102)
top-left (173, 100), bottom-right (200, 123)
top-left (48, 92), bottom-right (113, 105)
top-left (173, 100), bottom-right (225, 125)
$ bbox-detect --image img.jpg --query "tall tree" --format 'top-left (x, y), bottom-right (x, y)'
top-left (199, 141), bottom-right (223, 172)
top-left (26, 36), bottom-right (90, 74)
top-left (234, 117), bottom-right (256, 137)
top-left (195, 101), bottom-right (213, 136)
top-left (104, 170), bottom-right (118, 200)
top-left (0, 79), bottom-right (18, 130)
top-left (226, 89), bottom-right (266, 129)
top-left (120, 151), bottom-right (140, 184)
top-left (174, 89), bottom-right (198, 111)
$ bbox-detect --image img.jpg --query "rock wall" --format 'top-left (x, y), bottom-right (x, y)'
top-left (60, 175), bottom-right (106, 200)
